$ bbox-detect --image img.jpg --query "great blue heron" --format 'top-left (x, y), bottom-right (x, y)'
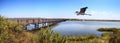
top-left (76, 7), bottom-right (91, 16)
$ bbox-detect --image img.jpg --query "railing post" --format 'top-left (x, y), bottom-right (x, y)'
top-left (34, 24), bottom-right (39, 29)
top-left (25, 19), bottom-right (29, 30)
top-left (17, 19), bottom-right (19, 24)
top-left (33, 19), bottom-right (39, 29)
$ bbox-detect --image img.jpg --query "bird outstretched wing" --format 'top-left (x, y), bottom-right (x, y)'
top-left (79, 7), bottom-right (88, 14)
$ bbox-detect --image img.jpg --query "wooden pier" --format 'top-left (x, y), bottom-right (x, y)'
top-left (7, 18), bottom-right (67, 29)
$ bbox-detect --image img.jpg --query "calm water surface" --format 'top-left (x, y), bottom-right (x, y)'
top-left (52, 21), bottom-right (120, 36)
top-left (27, 21), bottom-right (120, 36)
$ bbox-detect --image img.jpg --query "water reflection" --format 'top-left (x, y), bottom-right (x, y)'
top-left (26, 23), bottom-right (53, 30)
top-left (27, 21), bottom-right (120, 36)
top-left (52, 21), bottom-right (120, 36)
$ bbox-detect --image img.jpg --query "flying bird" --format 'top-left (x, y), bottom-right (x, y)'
top-left (76, 7), bottom-right (91, 16)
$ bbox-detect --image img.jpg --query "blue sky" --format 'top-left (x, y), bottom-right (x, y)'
top-left (0, 0), bottom-right (120, 20)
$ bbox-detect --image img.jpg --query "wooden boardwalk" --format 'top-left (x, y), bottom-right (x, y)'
top-left (7, 18), bottom-right (67, 29)
top-left (8, 18), bottom-right (67, 24)
top-left (7, 18), bottom-right (120, 25)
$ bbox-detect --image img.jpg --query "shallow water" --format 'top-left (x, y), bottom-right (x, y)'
top-left (52, 21), bottom-right (120, 36)
top-left (27, 21), bottom-right (120, 36)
